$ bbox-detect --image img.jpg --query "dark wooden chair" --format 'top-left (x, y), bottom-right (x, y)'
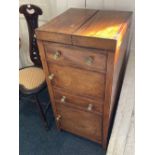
top-left (19, 4), bottom-right (49, 130)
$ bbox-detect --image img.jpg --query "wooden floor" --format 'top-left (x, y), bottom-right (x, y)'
top-left (107, 50), bottom-right (135, 155)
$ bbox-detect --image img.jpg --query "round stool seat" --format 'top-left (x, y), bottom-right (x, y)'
top-left (19, 67), bottom-right (45, 91)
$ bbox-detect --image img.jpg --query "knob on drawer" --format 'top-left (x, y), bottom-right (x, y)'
top-left (48, 73), bottom-right (54, 80)
top-left (53, 51), bottom-right (61, 60)
top-left (87, 104), bottom-right (93, 111)
top-left (85, 56), bottom-right (94, 65)
top-left (60, 96), bottom-right (66, 103)
top-left (56, 115), bottom-right (61, 122)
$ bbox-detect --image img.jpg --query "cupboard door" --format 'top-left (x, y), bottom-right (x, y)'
top-left (57, 103), bottom-right (102, 143)
top-left (48, 64), bottom-right (105, 99)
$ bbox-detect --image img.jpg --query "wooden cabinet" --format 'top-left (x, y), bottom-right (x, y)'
top-left (36, 8), bottom-right (132, 149)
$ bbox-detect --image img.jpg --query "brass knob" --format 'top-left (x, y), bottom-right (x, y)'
top-left (56, 115), bottom-right (61, 121)
top-left (48, 73), bottom-right (54, 80)
top-left (87, 104), bottom-right (93, 111)
top-left (53, 51), bottom-right (61, 60)
top-left (60, 96), bottom-right (66, 103)
top-left (85, 56), bottom-right (94, 65)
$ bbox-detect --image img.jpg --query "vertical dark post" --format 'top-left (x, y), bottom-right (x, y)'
top-left (19, 4), bottom-right (43, 67)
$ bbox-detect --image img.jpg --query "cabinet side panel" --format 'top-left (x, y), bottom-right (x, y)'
top-left (108, 20), bottom-right (132, 144)
top-left (103, 52), bottom-right (114, 148)
top-left (110, 22), bottom-right (131, 116)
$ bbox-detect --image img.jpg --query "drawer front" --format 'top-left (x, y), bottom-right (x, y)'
top-left (44, 42), bottom-right (107, 73)
top-left (53, 89), bottom-right (103, 114)
top-left (56, 103), bottom-right (102, 143)
top-left (48, 64), bottom-right (105, 99)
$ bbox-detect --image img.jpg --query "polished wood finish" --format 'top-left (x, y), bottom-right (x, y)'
top-left (73, 10), bottom-right (131, 50)
top-left (53, 89), bottom-right (103, 114)
top-left (36, 8), bottom-right (97, 45)
top-left (74, 10), bottom-right (131, 37)
top-left (44, 42), bottom-right (107, 73)
top-left (38, 8), bottom-right (97, 34)
top-left (56, 103), bottom-right (102, 143)
top-left (48, 64), bottom-right (106, 99)
top-left (36, 8), bottom-right (132, 149)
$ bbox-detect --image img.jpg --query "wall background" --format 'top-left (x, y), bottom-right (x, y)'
top-left (19, 0), bottom-right (134, 67)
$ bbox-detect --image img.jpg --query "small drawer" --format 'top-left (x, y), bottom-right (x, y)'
top-left (53, 89), bottom-right (103, 114)
top-left (44, 42), bottom-right (107, 73)
top-left (56, 103), bottom-right (102, 143)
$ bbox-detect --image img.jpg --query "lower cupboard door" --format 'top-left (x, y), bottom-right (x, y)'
top-left (48, 64), bottom-right (105, 99)
top-left (56, 103), bottom-right (102, 143)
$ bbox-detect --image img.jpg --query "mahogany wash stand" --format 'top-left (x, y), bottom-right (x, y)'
top-left (36, 8), bottom-right (132, 149)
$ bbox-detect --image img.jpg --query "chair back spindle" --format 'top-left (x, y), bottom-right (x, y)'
top-left (19, 4), bottom-right (43, 67)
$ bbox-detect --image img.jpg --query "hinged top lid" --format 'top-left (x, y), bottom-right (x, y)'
top-left (36, 8), bottom-right (132, 51)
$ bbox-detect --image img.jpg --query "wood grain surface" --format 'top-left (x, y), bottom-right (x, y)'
top-left (48, 63), bottom-right (106, 99)
top-left (57, 103), bottom-right (102, 143)
top-left (44, 42), bottom-right (107, 73)
top-left (36, 8), bottom-right (132, 149)
top-left (53, 88), bottom-right (103, 114)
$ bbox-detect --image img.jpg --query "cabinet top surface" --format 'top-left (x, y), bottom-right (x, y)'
top-left (36, 8), bottom-right (132, 40)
